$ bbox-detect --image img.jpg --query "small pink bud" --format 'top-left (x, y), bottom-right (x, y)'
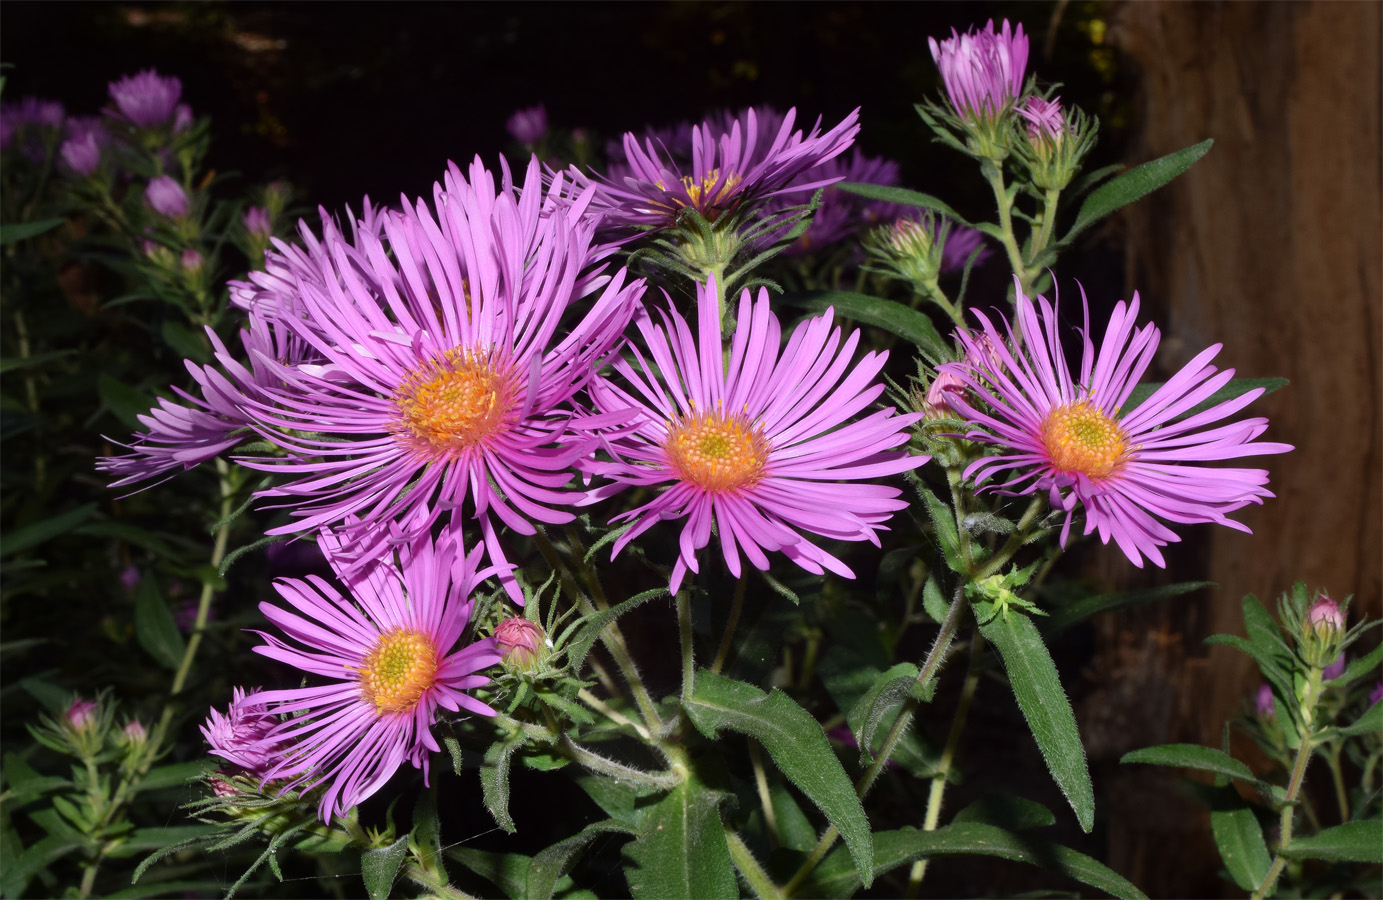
top-left (66, 697), bottom-right (98, 730)
top-left (181, 248), bottom-right (204, 272)
top-left (1307, 594), bottom-right (1345, 638)
top-left (122, 719), bottom-right (148, 744)
top-left (242, 205), bottom-right (271, 237)
top-left (145, 175), bottom-right (188, 219)
top-left (924, 371), bottom-right (967, 417)
top-left (1255, 684), bottom-right (1275, 717)
top-left (494, 618), bottom-right (547, 671)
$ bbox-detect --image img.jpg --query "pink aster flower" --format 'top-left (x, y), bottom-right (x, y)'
top-left (60, 131), bottom-right (102, 176)
top-left (929, 19), bottom-right (1029, 125)
top-left (941, 280), bottom-right (1293, 568)
top-left (243, 205), bottom-right (272, 237)
top-left (582, 278), bottom-right (928, 593)
top-left (107, 69), bottom-right (183, 129)
top-left (1019, 96), bottom-right (1065, 143)
top-left (145, 175), bottom-right (188, 219)
top-left (1254, 684), bottom-right (1275, 717)
top-left (764, 149), bottom-right (903, 255)
top-left (579, 106), bottom-right (860, 229)
top-left (210, 157), bottom-right (641, 600)
top-left (250, 525), bottom-right (502, 821)
top-left (505, 104), bottom-right (548, 146)
top-left (201, 687), bottom-right (279, 778)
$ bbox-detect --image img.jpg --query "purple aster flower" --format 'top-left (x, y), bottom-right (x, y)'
top-left (581, 277), bottom-right (928, 593)
top-left (60, 132), bottom-right (103, 176)
top-left (1255, 684), bottom-right (1275, 717)
top-left (494, 617), bottom-right (548, 671)
top-left (173, 103), bottom-right (194, 133)
top-left (941, 281), bottom-right (1292, 567)
top-left (1370, 681), bottom-right (1383, 707)
top-left (1, 97), bottom-right (65, 160)
top-left (940, 221), bottom-right (991, 273)
top-left (107, 69), bottom-right (183, 129)
top-left (929, 19), bottom-right (1029, 125)
top-left (765, 150), bottom-right (902, 255)
top-left (249, 525), bottom-right (502, 821)
top-left (1321, 652), bottom-right (1346, 681)
top-left (145, 175), bottom-right (189, 218)
top-left (204, 157), bottom-right (641, 600)
top-left (201, 687), bottom-right (279, 779)
top-left (181, 248), bottom-right (204, 272)
top-left (1019, 96), bottom-right (1065, 143)
top-left (579, 106), bottom-right (860, 229)
top-left (243, 205), bottom-right (272, 237)
top-left (505, 104), bottom-right (548, 145)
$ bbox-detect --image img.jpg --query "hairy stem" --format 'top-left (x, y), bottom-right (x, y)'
top-left (725, 826), bottom-right (785, 899)
top-left (1252, 724), bottom-right (1317, 899)
top-left (711, 577), bottom-right (747, 674)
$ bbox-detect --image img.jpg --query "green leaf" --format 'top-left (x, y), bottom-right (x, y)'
top-left (104, 825), bottom-right (222, 858)
top-left (528, 820), bottom-right (635, 900)
top-left (1336, 701), bottom-right (1383, 738)
top-left (1119, 744), bottom-right (1281, 803)
top-left (98, 374), bottom-right (156, 429)
top-left (411, 787), bottom-right (443, 879)
top-left (105, 881), bottom-right (233, 899)
top-left (1203, 635), bottom-right (1293, 700)
top-left (1062, 140), bottom-right (1212, 244)
top-left (623, 778), bottom-right (736, 900)
top-left (0, 832), bottom-right (85, 898)
top-left (836, 182), bottom-right (973, 226)
top-left (1208, 788), bottom-right (1272, 892)
top-left (845, 662), bottom-right (924, 765)
top-left (0, 217), bottom-right (65, 245)
top-left (684, 670), bottom-right (874, 885)
top-left (767, 782), bottom-right (818, 852)
top-left (361, 833), bottom-right (410, 900)
top-left (1336, 642), bottom-right (1383, 687)
top-left (446, 847), bottom-right (531, 899)
top-left (779, 290), bottom-right (950, 360)
top-left (574, 774), bottom-right (658, 829)
top-left (922, 575), bottom-right (950, 625)
top-left (0, 349), bottom-right (76, 373)
top-left (481, 738), bottom-right (519, 833)
top-left (916, 482), bottom-right (964, 575)
top-left (1282, 820), bottom-right (1383, 863)
top-left (980, 611), bottom-right (1094, 832)
top-left (952, 794), bottom-right (1056, 831)
top-left (134, 760), bottom-right (207, 793)
top-left (1042, 582), bottom-right (1213, 637)
top-left (1119, 377), bottom-right (1287, 422)
top-left (134, 574), bottom-right (185, 671)
top-left (808, 823), bottom-right (1147, 900)
top-left (2, 503), bottom-right (98, 557)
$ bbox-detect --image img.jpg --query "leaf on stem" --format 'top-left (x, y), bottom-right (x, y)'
top-left (836, 182), bottom-right (974, 226)
top-left (623, 777), bottom-right (736, 900)
top-left (806, 822), bottom-right (1147, 900)
top-left (684, 670), bottom-right (874, 885)
top-left (1280, 820), bottom-right (1383, 863)
top-left (1060, 139), bottom-right (1213, 244)
top-left (980, 611), bottom-right (1095, 832)
top-left (361, 833), bottom-right (410, 900)
top-left (481, 738), bottom-right (521, 833)
top-left (135, 573), bottom-right (186, 670)
top-left (778, 290), bottom-right (950, 361)
top-left (1207, 785), bottom-right (1272, 892)
top-left (1119, 744), bottom-right (1284, 804)
top-left (528, 820), bottom-right (635, 900)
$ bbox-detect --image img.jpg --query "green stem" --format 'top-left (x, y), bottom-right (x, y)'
top-left (750, 739), bottom-right (780, 847)
top-left (907, 625), bottom-right (986, 897)
top-left (12, 311), bottom-right (44, 490)
top-left (557, 735), bottom-right (679, 790)
top-left (725, 826), bottom-right (785, 899)
top-left (981, 162), bottom-right (1032, 301)
top-left (1032, 187), bottom-right (1062, 265)
top-left (679, 589), bottom-right (695, 703)
top-left (171, 458), bottom-right (234, 697)
top-left (402, 858), bottom-right (478, 900)
top-left (576, 687), bottom-right (650, 741)
top-left (711, 577), bottom-right (747, 674)
top-left (783, 585), bottom-right (969, 897)
top-left (1252, 730), bottom-right (1317, 899)
top-left (1326, 742), bottom-right (1350, 823)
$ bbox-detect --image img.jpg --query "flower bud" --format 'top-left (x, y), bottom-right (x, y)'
top-left (494, 617), bottom-right (549, 672)
top-left (181, 248), bottom-right (204, 272)
top-left (122, 719), bottom-right (148, 746)
top-left (1370, 681), bottom-right (1383, 707)
top-left (506, 104), bottom-right (548, 146)
top-left (1255, 684), bottom-right (1275, 718)
top-left (1298, 591), bottom-right (1347, 668)
top-left (66, 697), bottom-right (98, 730)
top-left (242, 205), bottom-right (272, 238)
top-left (59, 132), bottom-right (101, 176)
top-left (923, 370), bottom-right (967, 418)
top-left (145, 175), bottom-right (189, 219)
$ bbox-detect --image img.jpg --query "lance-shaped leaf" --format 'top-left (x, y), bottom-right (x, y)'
top-left (807, 822), bottom-right (1146, 899)
top-left (836, 182), bottom-right (974, 226)
top-left (1281, 820), bottom-right (1383, 863)
top-left (1208, 785), bottom-right (1272, 892)
top-left (1061, 139), bottom-right (1212, 244)
top-left (481, 737), bottom-right (521, 833)
top-left (135, 573), bottom-right (185, 671)
top-left (1042, 582), bottom-right (1213, 638)
top-left (622, 776), bottom-right (736, 900)
top-left (528, 820), bottom-right (635, 900)
top-left (1120, 744), bottom-right (1284, 804)
top-left (980, 611), bottom-right (1094, 832)
top-left (779, 290), bottom-right (950, 360)
top-left (684, 670), bottom-right (874, 885)
top-left (0, 217), bottom-right (65, 245)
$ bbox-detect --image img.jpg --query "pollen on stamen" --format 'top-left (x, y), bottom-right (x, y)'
top-left (664, 408), bottom-right (770, 493)
top-left (1041, 401), bottom-right (1129, 479)
top-left (357, 628), bottom-right (439, 714)
top-left (393, 347), bottom-right (518, 458)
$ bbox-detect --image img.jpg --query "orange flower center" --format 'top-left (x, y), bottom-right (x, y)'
top-left (664, 407), bottom-right (770, 493)
top-left (358, 628), bottom-right (439, 714)
top-left (1040, 401), bottom-right (1129, 480)
top-left (394, 347), bottom-right (516, 457)
top-left (656, 169), bottom-right (743, 219)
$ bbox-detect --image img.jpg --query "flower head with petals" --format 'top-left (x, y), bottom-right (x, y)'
top-left (249, 524), bottom-right (502, 821)
top-left (578, 106), bottom-right (860, 230)
top-left (941, 280), bottom-right (1292, 568)
top-left (582, 278), bottom-right (927, 593)
top-left (201, 687), bottom-right (280, 779)
top-left (199, 157), bottom-right (641, 601)
top-left (929, 19), bottom-right (1029, 126)
top-left (107, 69), bottom-right (183, 129)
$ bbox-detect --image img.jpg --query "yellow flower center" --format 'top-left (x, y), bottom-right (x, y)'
top-left (393, 347), bottom-right (516, 457)
top-left (664, 407), bottom-right (770, 493)
top-left (656, 169), bottom-right (743, 219)
top-left (1040, 401), bottom-right (1129, 480)
top-left (358, 628), bottom-right (439, 714)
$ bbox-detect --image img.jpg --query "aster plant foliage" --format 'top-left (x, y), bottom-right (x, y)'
top-left (5, 15), bottom-right (1375, 900)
